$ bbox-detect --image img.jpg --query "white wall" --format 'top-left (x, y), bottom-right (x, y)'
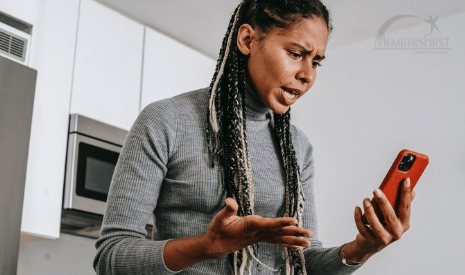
top-left (292, 11), bottom-right (465, 275)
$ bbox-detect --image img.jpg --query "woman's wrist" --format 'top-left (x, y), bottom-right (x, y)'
top-left (339, 239), bottom-right (377, 265)
top-left (163, 234), bottom-right (215, 271)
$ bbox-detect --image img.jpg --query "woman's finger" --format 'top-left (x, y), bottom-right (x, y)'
top-left (398, 178), bottom-right (412, 229)
top-left (280, 244), bottom-right (305, 251)
top-left (215, 198), bottom-right (238, 222)
top-left (372, 189), bottom-right (403, 241)
top-left (363, 197), bottom-right (387, 239)
top-left (354, 206), bottom-right (376, 243)
top-left (247, 216), bottom-right (298, 231)
top-left (260, 225), bottom-right (313, 238)
top-left (248, 216), bottom-right (311, 238)
top-left (269, 235), bottom-right (311, 248)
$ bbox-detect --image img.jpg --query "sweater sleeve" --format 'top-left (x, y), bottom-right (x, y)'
top-left (293, 127), bottom-right (363, 275)
top-left (93, 99), bottom-right (181, 275)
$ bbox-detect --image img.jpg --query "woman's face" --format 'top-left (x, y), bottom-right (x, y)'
top-left (237, 17), bottom-right (328, 114)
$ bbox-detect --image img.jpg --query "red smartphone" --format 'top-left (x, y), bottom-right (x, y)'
top-left (365, 149), bottom-right (429, 225)
top-left (380, 149), bottom-right (429, 211)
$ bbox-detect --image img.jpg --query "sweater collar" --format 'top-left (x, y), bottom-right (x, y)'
top-left (245, 82), bottom-right (271, 121)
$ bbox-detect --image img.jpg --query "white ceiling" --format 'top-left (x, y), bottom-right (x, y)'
top-left (95, 0), bottom-right (465, 59)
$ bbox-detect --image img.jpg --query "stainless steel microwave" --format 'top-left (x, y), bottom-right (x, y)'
top-left (63, 114), bottom-right (127, 216)
top-left (62, 114), bottom-right (153, 239)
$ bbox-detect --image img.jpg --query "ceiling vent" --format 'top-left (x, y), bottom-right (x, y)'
top-left (0, 13), bottom-right (32, 65)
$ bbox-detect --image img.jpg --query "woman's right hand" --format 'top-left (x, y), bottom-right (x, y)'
top-left (163, 198), bottom-right (312, 271)
top-left (203, 198), bottom-right (312, 258)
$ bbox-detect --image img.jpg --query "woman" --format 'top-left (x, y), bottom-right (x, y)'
top-left (94, 0), bottom-right (414, 274)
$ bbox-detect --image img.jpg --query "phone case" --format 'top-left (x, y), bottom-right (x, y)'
top-left (379, 149), bottom-right (429, 211)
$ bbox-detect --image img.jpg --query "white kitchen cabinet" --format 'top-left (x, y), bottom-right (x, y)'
top-left (0, 0), bottom-right (38, 25)
top-left (21, 0), bottom-right (80, 239)
top-left (19, 0), bottom-right (212, 240)
top-left (140, 27), bottom-right (216, 110)
top-left (70, 0), bottom-right (144, 131)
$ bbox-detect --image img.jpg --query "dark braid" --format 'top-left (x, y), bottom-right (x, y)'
top-left (206, 1), bottom-right (332, 274)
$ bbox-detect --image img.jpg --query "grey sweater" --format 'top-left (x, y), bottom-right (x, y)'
top-left (93, 85), bottom-right (363, 274)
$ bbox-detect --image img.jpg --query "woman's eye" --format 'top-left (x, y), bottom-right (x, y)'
top-left (288, 51), bottom-right (301, 58)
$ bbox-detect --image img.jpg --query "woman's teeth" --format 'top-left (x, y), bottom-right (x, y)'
top-left (283, 89), bottom-right (296, 99)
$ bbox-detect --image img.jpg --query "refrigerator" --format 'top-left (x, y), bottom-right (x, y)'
top-left (0, 55), bottom-right (37, 274)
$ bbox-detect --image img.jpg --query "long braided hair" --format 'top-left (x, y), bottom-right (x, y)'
top-left (206, 1), bottom-right (332, 274)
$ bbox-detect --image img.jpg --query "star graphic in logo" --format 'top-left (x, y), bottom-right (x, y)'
top-left (424, 15), bottom-right (440, 34)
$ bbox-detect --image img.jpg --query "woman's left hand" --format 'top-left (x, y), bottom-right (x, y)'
top-left (342, 178), bottom-right (416, 263)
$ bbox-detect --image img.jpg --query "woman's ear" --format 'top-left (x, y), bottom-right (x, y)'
top-left (237, 24), bottom-right (256, 56)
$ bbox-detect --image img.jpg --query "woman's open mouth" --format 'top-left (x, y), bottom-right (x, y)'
top-left (282, 87), bottom-right (299, 99)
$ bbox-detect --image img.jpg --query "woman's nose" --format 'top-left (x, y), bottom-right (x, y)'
top-left (296, 62), bottom-right (313, 84)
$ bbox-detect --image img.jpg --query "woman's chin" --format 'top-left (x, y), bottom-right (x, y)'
top-left (271, 105), bottom-right (290, 114)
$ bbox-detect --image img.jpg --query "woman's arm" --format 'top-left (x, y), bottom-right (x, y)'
top-left (94, 99), bottom-right (179, 275)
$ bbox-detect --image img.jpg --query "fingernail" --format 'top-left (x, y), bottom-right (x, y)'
top-left (405, 178), bottom-right (411, 188)
top-left (374, 189), bottom-right (382, 198)
top-left (363, 198), bottom-right (370, 207)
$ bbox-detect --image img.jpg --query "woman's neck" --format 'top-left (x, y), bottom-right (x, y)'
top-left (244, 81), bottom-right (271, 121)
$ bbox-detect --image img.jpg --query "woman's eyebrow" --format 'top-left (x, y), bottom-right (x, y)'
top-left (289, 42), bottom-right (326, 61)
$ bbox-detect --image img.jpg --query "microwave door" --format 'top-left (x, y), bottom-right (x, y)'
top-left (64, 134), bottom-right (121, 215)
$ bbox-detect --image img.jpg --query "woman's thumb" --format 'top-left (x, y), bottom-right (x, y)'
top-left (220, 198), bottom-right (238, 218)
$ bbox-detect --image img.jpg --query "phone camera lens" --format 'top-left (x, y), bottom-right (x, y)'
top-left (398, 154), bottom-right (416, 172)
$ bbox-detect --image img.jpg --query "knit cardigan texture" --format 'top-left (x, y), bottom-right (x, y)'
top-left (93, 85), bottom-right (363, 274)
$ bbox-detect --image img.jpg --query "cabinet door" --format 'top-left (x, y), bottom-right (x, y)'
top-left (140, 27), bottom-right (216, 110)
top-left (0, 0), bottom-right (38, 25)
top-left (21, 0), bottom-right (80, 239)
top-left (70, 0), bottom-right (144, 130)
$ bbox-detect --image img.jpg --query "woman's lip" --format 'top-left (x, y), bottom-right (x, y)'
top-left (281, 87), bottom-right (298, 105)
top-left (282, 87), bottom-right (303, 95)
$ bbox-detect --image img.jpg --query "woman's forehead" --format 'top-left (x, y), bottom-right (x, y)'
top-left (278, 17), bottom-right (327, 38)
top-left (261, 17), bottom-right (329, 49)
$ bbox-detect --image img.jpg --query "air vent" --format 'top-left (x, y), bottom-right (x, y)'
top-left (0, 28), bottom-right (27, 62)
top-left (0, 13), bottom-right (31, 64)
